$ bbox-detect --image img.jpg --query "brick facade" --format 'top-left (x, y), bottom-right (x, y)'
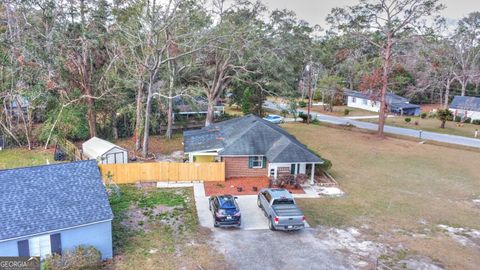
top-left (222, 156), bottom-right (268, 179)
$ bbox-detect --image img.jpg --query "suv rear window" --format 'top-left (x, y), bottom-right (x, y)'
top-left (272, 199), bottom-right (294, 205)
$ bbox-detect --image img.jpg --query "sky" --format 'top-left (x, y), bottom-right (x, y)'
top-left (261, 0), bottom-right (480, 29)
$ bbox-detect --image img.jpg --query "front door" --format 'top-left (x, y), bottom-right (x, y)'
top-left (290, 164), bottom-right (296, 174)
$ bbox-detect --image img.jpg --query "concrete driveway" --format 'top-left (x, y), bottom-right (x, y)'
top-left (195, 183), bottom-right (269, 230)
top-left (211, 228), bottom-right (355, 270)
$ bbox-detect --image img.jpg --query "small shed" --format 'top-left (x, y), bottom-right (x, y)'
top-left (82, 137), bottom-right (128, 164)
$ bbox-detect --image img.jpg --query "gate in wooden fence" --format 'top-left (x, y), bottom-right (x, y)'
top-left (99, 162), bottom-right (225, 183)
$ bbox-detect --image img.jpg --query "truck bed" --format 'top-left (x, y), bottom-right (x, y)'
top-left (272, 205), bottom-right (304, 217)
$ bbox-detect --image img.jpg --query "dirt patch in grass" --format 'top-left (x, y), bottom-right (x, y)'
top-left (282, 123), bottom-right (480, 269)
top-left (114, 133), bottom-right (183, 158)
top-left (105, 185), bottom-right (226, 270)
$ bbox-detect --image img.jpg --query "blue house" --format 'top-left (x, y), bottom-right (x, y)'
top-left (0, 160), bottom-right (113, 259)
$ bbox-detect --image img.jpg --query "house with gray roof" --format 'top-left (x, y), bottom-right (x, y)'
top-left (183, 114), bottom-right (324, 183)
top-left (449, 96), bottom-right (480, 120)
top-left (344, 89), bottom-right (420, 116)
top-left (0, 160), bottom-right (113, 259)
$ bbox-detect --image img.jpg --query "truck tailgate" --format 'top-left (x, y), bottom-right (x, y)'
top-left (272, 205), bottom-right (304, 226)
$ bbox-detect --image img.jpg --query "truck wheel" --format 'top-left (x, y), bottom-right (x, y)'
top-left (268, 218), bottom-right (276, 231)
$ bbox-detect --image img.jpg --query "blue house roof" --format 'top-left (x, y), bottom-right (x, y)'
top-left (450, 96), bottom-right (480, 111)
top-left (0, 160), bottom-right (113, 241)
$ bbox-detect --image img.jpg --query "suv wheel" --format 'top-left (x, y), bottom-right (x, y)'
top-left (257, 198), bottom-right (262, 208)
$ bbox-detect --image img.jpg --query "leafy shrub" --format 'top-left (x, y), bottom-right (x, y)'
top-left (436, 108), bottom-right (453, 128)
top-left (463, 117), bottom-right (472, 124)
top-left (311, 119), bottom-right (320, 124)
top-left (420, 112), bottom-right (427, 119)
top-left (319, 157), bottom-right (332, 171)
top-left (472, 120), bottom-right (480, 125)
top-left (454, 116), bottom-right (462, 122)
top-left (414, 121), bottom-right (419, 126)
top-left (298, 112), bottom-right (311, 123)
top-left (44, 246), bottom-right (101, 270)
top-left (404, 117), bottom-right (411, 123)
top-left (298, 101), bottom-right (307, 108)
top-left (276, 174), bottom-right (295, 188)
top-left (343, 109), bottom-right (350, 116)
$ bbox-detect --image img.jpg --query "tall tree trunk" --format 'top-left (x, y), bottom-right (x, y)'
top-left (378, 36), bottom-right (392, 138)
top-left (461, 81), bottom-right (466, 96)
top-left (205, 95), bottom-right (215, 126)
top-left (80, 0), bottom-right (96, 138)
top-left (166, 88), bottom-right (173, 139)
top-left (112, 111), bottom-right (118, 140)
top-left (142, 74), bottom-right (155, 157)
top-left (134, 80), bottom-right (144, 151)
top-left (444, 79), bottom-right (451, 109)
top-left (165, 32), bottom-right (175, 139)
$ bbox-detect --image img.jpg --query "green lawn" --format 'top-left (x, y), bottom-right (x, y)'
top-left (105, 185), bottom-right (225, 270)
top-left (0, 148), bottom-right (55, 170)
top-left (311, 105), bottom-right (379, 117)
top-left (361, 116), bottom-right (480, 138)
top-left (283, 123), bottom-right (480, 269)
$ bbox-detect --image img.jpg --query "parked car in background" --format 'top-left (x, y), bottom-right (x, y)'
top-left (263, 114), bottom-right (284, 124)
top-left (257, 188), bottom-right (305, 231)
top-left (209, 195), bottom-right (241, 227)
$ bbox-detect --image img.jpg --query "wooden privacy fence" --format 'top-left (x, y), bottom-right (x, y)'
top-left (99, 162), bottom-right (225, 184)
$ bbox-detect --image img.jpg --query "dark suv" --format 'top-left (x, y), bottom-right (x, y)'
top-left (209, 195), bottom-right (241, 228)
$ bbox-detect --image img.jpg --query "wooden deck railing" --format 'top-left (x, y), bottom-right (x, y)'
top-left (99, 162), bottom-right (225, 184)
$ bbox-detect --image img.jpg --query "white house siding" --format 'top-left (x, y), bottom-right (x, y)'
top-left (347, 96), bottom-right (380, 112)
top-left (0, 221), bottom-right (113, 259)
top-left (449, 109), bottom-right (480, 120)
top-left (268, 163), bottom-right (306, 179)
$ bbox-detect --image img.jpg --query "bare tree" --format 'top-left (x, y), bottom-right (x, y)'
top-left (328, 0), bottom-right (444, 137)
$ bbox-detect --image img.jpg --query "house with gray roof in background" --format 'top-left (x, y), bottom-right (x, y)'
top-left (344, 89), bottom-right (420, 116)
top-left (449, 96), bottom-right (480, 120)
top-left (183, 114), bottom-right (324, 183)
top-left (0, 160), bottom-right (113, 259)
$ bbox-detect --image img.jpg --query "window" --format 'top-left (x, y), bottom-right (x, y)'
top-left (351, 97), bottom-right (356, 103)
top-left (29, 235), bottom-right (51, 259)
top-left (251, 156), bottom-right (263, 168)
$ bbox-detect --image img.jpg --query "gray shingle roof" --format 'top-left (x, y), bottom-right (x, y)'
top-left (0, 160), bottom-right (113, 241)
top-left (184, 115), bottom-right (323, 163)
top-left (344, 89), bottom-right (409, 105)
top-left (450, 96), bottom-right (480, 111)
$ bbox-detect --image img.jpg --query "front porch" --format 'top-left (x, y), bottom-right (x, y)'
top-left (204, 176), bottom-right (305, 196)
top-left (269, 162), bottom-right (321, 184)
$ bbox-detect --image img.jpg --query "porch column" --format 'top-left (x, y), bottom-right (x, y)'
top-left (310, 163), bottom-right (315, 185)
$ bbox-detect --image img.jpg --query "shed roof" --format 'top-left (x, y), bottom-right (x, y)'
top-left (0, 160), bottom-right (113, 241)
top-left (449, 96), bottom-right (480, 111)
top-left (82, 137), bottom-right (126, 158)
top-left (184, 115), bottom-right (323, 163)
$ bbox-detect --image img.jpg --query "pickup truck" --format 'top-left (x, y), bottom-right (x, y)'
top-left (257, 188), bottom-right (305, 231)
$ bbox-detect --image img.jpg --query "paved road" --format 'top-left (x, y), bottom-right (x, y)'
top-left (264, 101), bottom-right (480, 149)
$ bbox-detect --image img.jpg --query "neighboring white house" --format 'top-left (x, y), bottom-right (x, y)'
top-left (449, 96), bottom-right (480, 121)
top-left (344, 89), bottom-right (420, 116)
top-left (82, 137), bottom-right (128, 164)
